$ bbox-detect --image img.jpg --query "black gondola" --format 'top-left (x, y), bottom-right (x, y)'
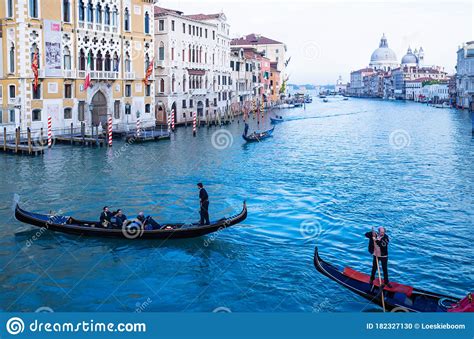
top-left (270, 117), bottom-right (284, 124)
top-left (313, 247), bottom-right (470, 312)
top-left (242, 127), bottom-right (275, 142)
top-left (14, 202), bottom-right (247, 240)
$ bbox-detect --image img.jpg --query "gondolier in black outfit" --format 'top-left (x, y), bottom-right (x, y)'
top-left (198, 183), bottom-right (210, 225)
top-left (99, 206), bottom-right (114, 228)
top-left (365, 227), bottom-right (392, 288)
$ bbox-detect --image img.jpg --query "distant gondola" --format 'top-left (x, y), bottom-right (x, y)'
top-left (313, 247), bottom-right (472, 312)
top-left (242, 127), bottom-right (275, 142)
top-left (14, 202), bottom-right (247, 240)
top-left (270, 116), bottom-right (284, 124)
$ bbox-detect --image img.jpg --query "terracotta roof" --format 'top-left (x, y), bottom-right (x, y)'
top-left (231, 34), bottom-right (283, 46)
top-left (352, 67), bottom-right (373, 73)
top-left (184, 13), bottom-right (221, 21)
top-left (154, 6), bottom-right (183, 16)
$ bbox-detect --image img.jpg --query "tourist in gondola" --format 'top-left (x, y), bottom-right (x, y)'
top-left (99, 206), bottom-right (114, 228)
top-left (244, 122), bottom-right (249, 137)
top-left (198, 183), bottom-right (210, 225)
top-left (365, 227), bottom-right (391, 288)
top-left (113, 209), bottom-right (127, 228)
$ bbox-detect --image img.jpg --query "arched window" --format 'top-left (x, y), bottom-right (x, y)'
top-left (64, 47), bottom-right (71, 70)
top-left (9, 44), bottom-right (15, 73)
top-left (113, 53), bottom-right (119, 72)
top-left (160, 79), bottom-right (165, 93)
top-left (87, 0), bottom-right (93, 23)
top-left (104, 52), bottom-right (111, 71)
top-left (88, 50), bottom-right (94, 71)
top-left (112, 7), bottom-right (118, 27)
top-left (96, 51), bottom-right (103, 71)
top-left (159, 42), bottom-right (165, 61)
top-left (79, 49), bottom-right (85, 70)
top-left (144, 54), bottom-right (150, 72)
top-left (30, 43), bottom-right (39, 68)
top-left (144, 12), bottom-right (150, 34)
top-left (104, 5), bottom-right (110, 25)
top-left (124, 8), bottom-right (130, 31)
top-left (183, 75), bottom-right (186, 92)
top-left (125, 53), bottom-right (131, 72)
top-left (171, 76), bottom-right (175, 92)
top-left (63, 0), bottom-right (71, 22)
top-left (78, 0), bottom-right (85, 21)
top-left (96, 3), bottom-right (102, 24)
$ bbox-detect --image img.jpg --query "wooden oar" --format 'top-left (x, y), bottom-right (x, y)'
top-left (372, 227), bottom-right (386, 312)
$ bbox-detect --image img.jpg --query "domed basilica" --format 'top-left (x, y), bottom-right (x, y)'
top-left (369, 34), bottom-right (398, 71)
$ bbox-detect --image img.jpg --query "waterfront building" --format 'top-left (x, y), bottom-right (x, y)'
top-left (455, 41), bottom-right (474, 110)
top-left (348, 68), bottom-right (373, 96)
top-left (369, 34), bottom-right (399, 72)
top-left (269, 62), bottom-right (281, 102)
top-left (230, 47), bottom-right (258, 109)
top-left (335, 75), bottom-right (347, 94)
top-left (0, 0), bottom-right (155, 134)
top-left (392, 65), bottom-right (447, 100)
top-left (364, 71), bottom-right (386, 98)
top-left (153, 6), bottom-right (231, 125)
top-left (231, 33), bottom-right (287, 84)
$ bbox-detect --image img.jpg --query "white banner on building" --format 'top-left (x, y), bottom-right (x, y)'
top-left (44, 20), bottom-right (62, 77)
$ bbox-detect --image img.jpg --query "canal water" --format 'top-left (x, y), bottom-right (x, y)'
top-left (0, 98), bottom-right (472, 312)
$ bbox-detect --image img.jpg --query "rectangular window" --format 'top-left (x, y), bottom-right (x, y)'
top-left (183, 23), bottom-right (186, 33)
top-left (7, 0), bottom-right (13, 17)
top-left (200, 28), bottom-right (202, 37)
top-left (171, 20), bottom-right (175, 31)
top-left (64, 108), bottom-right (72, 119)
top-left (125, 84), bottom-right (131, 97)
top-left (205, 29), bottom-right (208, 38)
top-left (146, 84), bottom-right (151, 96)
top-left (9, 85), bottom-right (15, 98)
top-left (64, 84), bottom-right (72, 98)
top-left (78, 101), bottom-right (85, 121)
top-left (0, 110), bottom-right (2, 124)
top-left (145, 104), bottom-right (151, 114)
top-left (212, 31), bottom-right (215, 40)
top-left (114, 100), bottom-right (120, 119)
top-left (32, 109), bottom-right (41, 121)
top-left (171, 48), bottom-right (175, 61)
top-left (63, 0), bottom-right (71, 22)
top-left (0, 85), bottom-right (2, 99)
top-left (9, 109), bottom-right (15, 122)
top-left (159, 20), bottom-right (164, 31)
top-left (182, 99), bottom-right (186, 108)
top-left (159, 46), bottom-right (165, 61)
top-left (189, 99), bottom-right (193, 108)
top-left (230, 61), bottom-right (234, 70)
top-left (188, 24), bottom-right (191, 35)
top-left (125, 104), bottom-right (131, 115)
top-left (33, 85), bottom-right (41, 99)
top-left (29, 0), bottom-right (39, 18)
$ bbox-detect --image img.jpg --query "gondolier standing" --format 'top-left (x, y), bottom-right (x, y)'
top-left (198, 183), bottom-right (210, 225)
top-left (365, 227), bottom-right (391, 288)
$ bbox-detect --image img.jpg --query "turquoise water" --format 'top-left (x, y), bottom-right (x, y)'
top-left (0, 98), bottom-right (472, 312)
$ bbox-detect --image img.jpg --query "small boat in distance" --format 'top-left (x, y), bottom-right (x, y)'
top-left (15, 202), bottom-right (247, 239)
top-left (270, 116), bottom-right (284, 124)
top-left (313, 247), bottom-right (471, 312)
top-left (343, 97), bottom-right (349, 101)
top-left (323, 98), bottom-right (329, 103)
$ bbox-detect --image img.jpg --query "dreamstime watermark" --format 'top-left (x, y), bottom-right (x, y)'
top-left (6, 317), bottom-right (24, 335)
top-left (25, 227), bottom-right (49, 248)
top-left (302, 41), bottom-right (322, 61)
top-left (390, 306), bottom-right (410, 312)
top-left (121, 220), bottom-right (145, 239)
top-left (211, 130), bottom-right (234, 150)
top-left (299, 219), bottom-right (322, 240)
top-left (135, 298), bottom-right (153, 313)
top-left (35, 306), bottom-right (54, 313)
top-left (212, 306), bottom-right (232, 313)
top-left (203, 225), bottom-right (227, 247)
top-left (312, 298), bottom-right (331, 312)
top-left (389, 129), bottom-right (411, 150)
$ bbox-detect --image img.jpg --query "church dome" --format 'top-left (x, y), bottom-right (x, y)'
top-left (401, 47), bottom-right (418, 65)
top-left (370, 34), bottom-right (398, 64)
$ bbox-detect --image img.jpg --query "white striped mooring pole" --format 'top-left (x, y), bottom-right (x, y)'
top-left (192, 111), bottom-right (197, 136)
top-left (107, 116), bottom-right (113, 147)
top-left (136, 118), bottom-right (141, 137)
top-left (47, 115), bottom-right (52, 148)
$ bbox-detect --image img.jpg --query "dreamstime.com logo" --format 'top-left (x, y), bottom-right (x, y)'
top-left (5, 317), bottom-right (147, 335)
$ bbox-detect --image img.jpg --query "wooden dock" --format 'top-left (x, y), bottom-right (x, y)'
top-left (54, 135), bottom-right (105, 147)
top-left (0, 142), bottom-right (44, 156)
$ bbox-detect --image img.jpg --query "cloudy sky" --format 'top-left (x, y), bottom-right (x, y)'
top-left (159, 0), bottom-right (473, 85)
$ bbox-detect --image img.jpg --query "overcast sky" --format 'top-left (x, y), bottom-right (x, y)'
top-left (159, 0), bottom-right (473, 85)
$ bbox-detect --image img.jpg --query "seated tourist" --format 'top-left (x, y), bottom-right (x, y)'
top-left (113, 209), bottom-right (127, 228)
top-left (99, 206), bottom-right (114, 228)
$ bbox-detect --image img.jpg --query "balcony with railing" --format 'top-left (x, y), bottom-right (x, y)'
top-left (124, 72), bottom-right (135, 80)
top-left (63, 70), bottom-right (76, 78)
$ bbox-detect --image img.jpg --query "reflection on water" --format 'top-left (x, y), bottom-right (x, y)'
top-left (0, 98), bottom-right (473, 312)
